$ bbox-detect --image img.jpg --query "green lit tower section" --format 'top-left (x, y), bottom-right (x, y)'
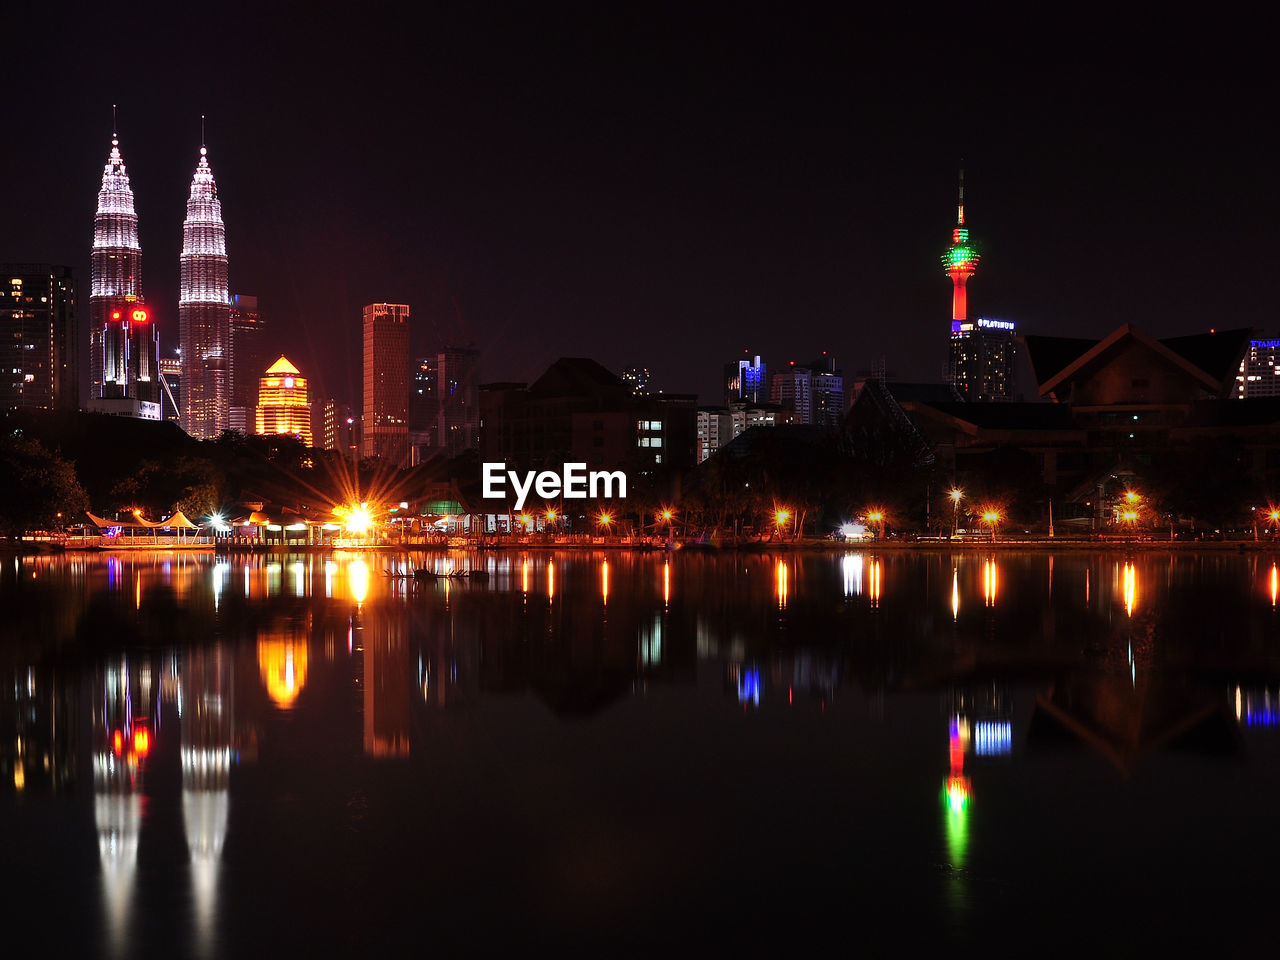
top-left (942, 169), bottom-right (980, 328)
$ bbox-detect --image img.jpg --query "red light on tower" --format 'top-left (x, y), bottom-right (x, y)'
top-left (111, 310), bottom-right (121, 320)
top-left (132, 727), bottom-right (150, 756)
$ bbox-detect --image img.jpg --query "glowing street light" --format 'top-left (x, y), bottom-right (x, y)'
top-left (981, 508), bottom-right (1001, 542)
top-left (657, 507), bottom-right (676, 539)
top-left (342, 502), bottom-right (373, 536)
top-left (865, 509), bottom-right (886, 540)
top-left (597, 511), bottom-right (613, 533)
top-left (949, 488), bottom-right (963, 537)
top-left (775, 507), bottom-right (791, 538)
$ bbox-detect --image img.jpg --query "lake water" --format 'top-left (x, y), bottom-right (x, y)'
top-left (2, 548), bottom-right (1279, 955)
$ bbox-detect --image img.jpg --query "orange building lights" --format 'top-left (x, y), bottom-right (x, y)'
top-left (255, 355), bottom-right (312, 445)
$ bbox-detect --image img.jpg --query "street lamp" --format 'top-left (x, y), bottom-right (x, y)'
top-left (981, 508), bottom-right (1001, 542)
top-left (657, 507), bottom-right (676, 540)
top-left (866, 509), bottom-right (886, 540)
top-left (949, 488), bottom-right (963, 538)
top-left (775, 507), bottom-right (791, 539)
top-left (597, 510), bottom-right (613, 535)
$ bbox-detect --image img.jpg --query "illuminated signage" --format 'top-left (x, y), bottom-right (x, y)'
top-left (111, 310), bottom-right (121, 320)
top-left (130, 308), bottom-right (149, 324)
top-left (1251, 340), bottom-right (1280, 349)
top-left (976, 318), bottom-right (1015, 331)
top-left (482, 462), bottom-right (627, 510)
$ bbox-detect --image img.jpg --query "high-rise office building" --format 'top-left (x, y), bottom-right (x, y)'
top-left (724, 353), bottom-right (766, 404)
top-left (950, 318), bottom-right (1017, 401)
top-left (2, 265), bottom-right (77, 411)
top-left (159, 354), bottom-right (181, 422)
top-left (255, 356), bottom-right (312, 445)
top-left (1235, 339), bottom-right (1280, 398)
top-left (361, 303), bottom-right (410, 465)
top-left (87, 131), bottom-right (160, 420)
top-left (410, 356), bottom-right (438, 439)
top-left (228, 294), bottom-right (264, 434)
top-left (437, 346), bottom-right (480, 456)
top-left (769, 355), bottom-right (844, 427)
top-left (322, 399), bottom-right (359, 456)
top-left (179, 143), bottom-right (231, 439)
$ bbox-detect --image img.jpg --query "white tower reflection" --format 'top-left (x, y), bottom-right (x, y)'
top-left (180, 644), bottom-right (232, 957)
top-left (93, 655), bottom-right (154, 958)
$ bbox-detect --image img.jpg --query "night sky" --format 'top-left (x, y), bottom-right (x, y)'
top-left (4, 5), bottom-right (1276, 409)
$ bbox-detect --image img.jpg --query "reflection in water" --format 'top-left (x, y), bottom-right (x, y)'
top-left (364, 592), bottom-right (410, 758)
top-left (943, 715), bottom-right (971, 878)
top-left (737, 665), bottom-right (762, 707)
top-left (951, 567), bottom-right (959, 621)
top-left (8, 551), bottom-right (1280, 951)
top-left (257, 632), bottom-right (309, 709)
top-left (1235, 685), bottom-right (1280, 727)
top-left (212, 560), bottom-right (229, 611)
top-left (1271, 564), bottom-right (1278, 608)
top-left (842, 553), bottom-right (862, 598)
top-left (638, 616), bottom-right (663, 668)
top-left (181, 645), bottom-right (232, 958)
top-left (1122, 561), bottom-right (1138, 617)
top-left (94, 655), bottom-right (156, 958)
top-left (348, 558), bottom-right (369, 606)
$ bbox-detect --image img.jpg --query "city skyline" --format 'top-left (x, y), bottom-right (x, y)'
top-left (3, 9), bottom-right (1277, 411)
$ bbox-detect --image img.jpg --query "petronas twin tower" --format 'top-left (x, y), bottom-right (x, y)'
top-left (88, 122), bottom-right (231, 439)
top-left (178, 145), bottom-right (231, 439)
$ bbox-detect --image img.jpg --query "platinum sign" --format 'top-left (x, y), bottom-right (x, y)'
top-left (482, 463), bottom-right (627, 511)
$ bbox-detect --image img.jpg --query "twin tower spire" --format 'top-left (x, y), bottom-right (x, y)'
top-left (88, 109), bottom-right (231, 439)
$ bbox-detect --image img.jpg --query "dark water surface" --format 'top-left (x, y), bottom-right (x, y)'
top-left (3, 548), bottom-right (1280, 955)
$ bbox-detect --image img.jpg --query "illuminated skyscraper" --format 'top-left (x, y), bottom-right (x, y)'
top-left (228, 294), bottom-right (265, 434)
top-left (255, 355), bottom-right (312, 445)
top-left (179, 139), bottom-right (231, 439)
top-left (361, 303), bottom-right (410, 464)
top-left (724, 352), bottom-right (766, 404)
top-left (88, 127), bottom-right (160, 419)
top-left (944, 173), bottom-right (1016, 401)
top-left (2, 265), bottom-right (77, 411)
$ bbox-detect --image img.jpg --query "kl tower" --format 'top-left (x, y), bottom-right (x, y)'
top-left (941, 170), bottom-right (1015, 401)
top-left (942, 169), bottom-right (980, 329)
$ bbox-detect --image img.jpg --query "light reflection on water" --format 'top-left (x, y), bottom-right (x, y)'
top-left (3, 549), bottom-right (1280, 953)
